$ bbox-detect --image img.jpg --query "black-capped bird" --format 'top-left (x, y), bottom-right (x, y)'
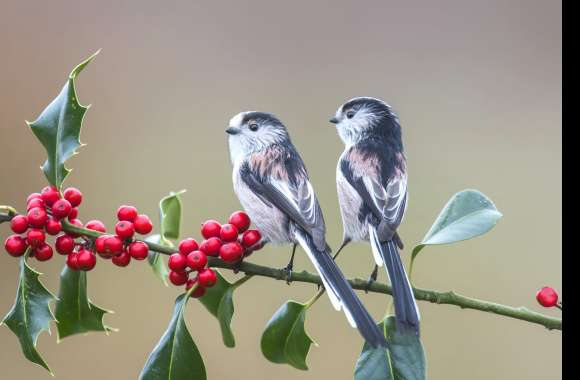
top-left (330, 97), bottom-right (420, 334)
top-left (226, 111), bottom-right (387, 347)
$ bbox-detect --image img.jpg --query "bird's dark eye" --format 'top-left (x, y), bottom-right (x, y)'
top-left (346, 110), bottom-right (355, 119)
top-left (248, 122), bottom-right (259, 131)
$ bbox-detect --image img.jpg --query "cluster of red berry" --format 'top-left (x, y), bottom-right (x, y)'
top-left (536, 287), bottom-right (561, 308)
top-left (89, 205), bottom-right (153, 268)
top-left (167, 211), bottom-right (262, 298)
top-left (3, 186), bottom-right (153, 271)
top-left (5, 186), bottom-right (83, 261)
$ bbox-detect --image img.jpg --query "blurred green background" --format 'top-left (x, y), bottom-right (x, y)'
top-left (0, 0), bottom-right (561, 379)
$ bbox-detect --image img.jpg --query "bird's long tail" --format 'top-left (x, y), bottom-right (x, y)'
top-left (293, 229), bottom-right (387, 348)
top-left (369, 225), bottom-right (420, 334)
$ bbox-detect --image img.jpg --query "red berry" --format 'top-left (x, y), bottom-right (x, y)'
top-left (104, 235), bottom-right (124, 256)
top-left (26, 193), bottom-right (42, 204)
top-left (168, 253), bottom-right (187, 272)
top-left (27, 207), bottom-right (48, 228)
top-left (66, 252), bottom-right (80, 270)
top-left (34, 243), bottom-right (53, 261)
top-left (45, 218), bottom-right (62, 235)
top-left (41, 186), bottom-right (60, 206)
top-left (5, 235), bottom-right (27, 257)
top-left (27, 198), bottom-right (45, 211)
top-left (117, 205), bottom-right (138, 222)
top-left (115, 221), bottom-right (135, 239)
top-left (178, 238), bottom-right (199, 255)
top-left (199, 237), bottom-right (222, 257)
top-left (128, 241), bottom-right (149, 260)
top-left (94, 235), bottom-right (108, 254)
top-left (241, 229), bottom-right (262, 248)
top-left (63, 187), bottom-right (83, 207)
top-left (197, 268), bottom-right (217, 288)
top-left (169, 270), bottom-right (188, 286)
top-left (228, 211), bottom-right (251, 233)
top-left (10, 215), bottom-right (29, 234)
top-left (51, 199), bottom-right (72, 219)
top-left (186, 279), bottom-right (206, 298)
top-left (55, 235), bottom-right (75, 255)
top-left (27, 229), bottom-right (45, 247)
top-left (133, 214), bottom-right (153, 235)
top-left (112, 251), bottom-right (131, 267)
top-left (220, 223), bottom-right (239, 242)
top-left (536, 287), bottom-right (559, 307)
top-left (86, 220), bottom-right (107, 233)
top-left (67, 207), bottom-right (79, 221)
top-left (77, 249), bottom-right (97, 271)
top-left (186, 250), bottom-right (207, 271)
top-left (219, 242), bottom-right (244, 263)
top-left (66, 219), bottom-right (83, 238)
top-left (201, 220), bottom-right (221, 239)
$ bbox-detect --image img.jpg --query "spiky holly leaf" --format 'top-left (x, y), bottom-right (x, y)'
top-left (139, 294), bottom-right (206, 380)
top-left (54, 266), bottom-right (114, 340)
top-left (27, 50), bottom-right (99, 189)
top-left (1, 256), bottom-right (56, 373)
top-left (147, 190), bottom-right (186, 285)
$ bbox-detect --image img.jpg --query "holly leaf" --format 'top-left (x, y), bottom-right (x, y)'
top-left (198, 271), bottom-right (237, 348)
top-left (1, 256), bottom-right (56, 373)
top-left (146, 235), bottom-right (170, 286)
top-left (354, 316), bottom-right (426, 380)
top-left (159, 190), bottom-right (185, 241)
top-left (410, 189), bottom-right (502, 274)
top-left (147, 190), bottom-right (185, 285)
top-left (27, 50), bottom-right (99, 190)
top-left (54, 266), bottom-right (114, 340)
top-left (139, 294), bottom-right (206, 380)
top-left (260, 301), bottom-right (316, 370)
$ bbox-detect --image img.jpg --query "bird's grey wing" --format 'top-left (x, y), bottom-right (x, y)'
top-left (339, 153), bottom-right (407, 241)
top-left (240, 161), bottom-right (326, 250)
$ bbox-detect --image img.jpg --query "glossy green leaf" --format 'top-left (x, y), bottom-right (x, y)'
top-left (27, 51), bottom-right (99, 189)
top-left (1, 257), bottom-right (56, 373)
top-left (261, 301), bottom-right (315, 370)
top-left (199, 271), bottom-right (237, 348)
top-left (54, 266), bottom-right (114, 340)
top-left (354, 316), bottom-right (426, 380)
top-left (147, 190), bottom-right (185, 285)
top-left (146, 234), bottom-right (169, 286)
top-left (139, 294), bottom-right (206, 380)
top-left (411, 189), bottom-right (502, 272)
top-left (159, 190), bottom-right (186, 241)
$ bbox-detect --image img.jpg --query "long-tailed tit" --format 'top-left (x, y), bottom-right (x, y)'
top-left (226, 111), bottom-right (387, 347)
top-left (330, 97), bottom-right (420, 334)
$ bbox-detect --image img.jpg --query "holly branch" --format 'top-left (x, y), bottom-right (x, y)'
top-left (0, 210), bottom-right (562, 331)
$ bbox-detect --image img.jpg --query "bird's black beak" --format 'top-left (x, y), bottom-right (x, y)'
top-left (226, 127), bottom-right (241, 135)
top-left (329, 117), bottom-right (339, 124)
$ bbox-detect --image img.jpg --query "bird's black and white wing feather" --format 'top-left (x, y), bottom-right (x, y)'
top-left (340, 145), bottom-right (420, 333)
top-left (239, 156), bottom-right (326, 251)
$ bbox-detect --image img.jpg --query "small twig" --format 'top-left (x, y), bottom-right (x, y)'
top-left (0, 211), bottom-right (563, 331)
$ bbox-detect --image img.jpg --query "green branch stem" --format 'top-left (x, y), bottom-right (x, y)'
top-left (0, 212), bottom-right (562, 331)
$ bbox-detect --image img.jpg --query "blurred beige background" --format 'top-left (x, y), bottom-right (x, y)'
top-left (0, 0), bottom-right (561, 379)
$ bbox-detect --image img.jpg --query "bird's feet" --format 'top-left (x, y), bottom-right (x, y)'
top-left (364, 265), bottom-right (379, 293)
top-left (282, 263), bottom-right (293, 285)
